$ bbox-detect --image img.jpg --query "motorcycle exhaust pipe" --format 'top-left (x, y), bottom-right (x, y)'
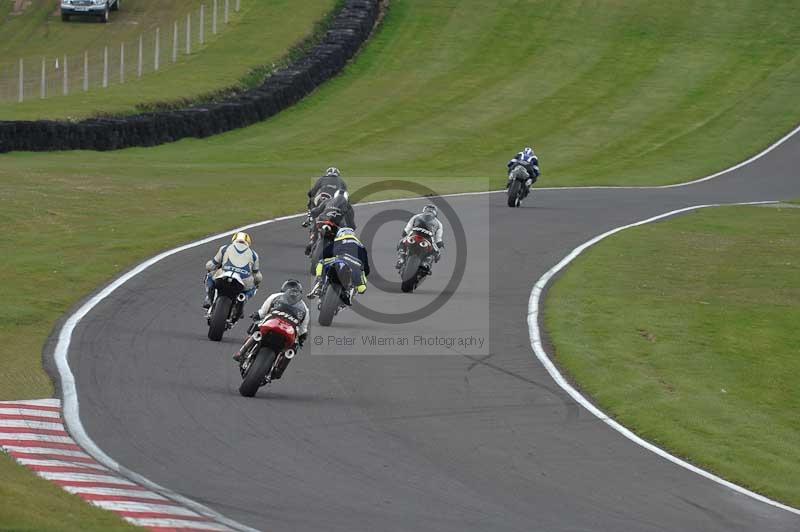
top-left (252, 332), bottom-right (262, 342)
top-left (237, 293), bottom-right (247, 303)
top-left (284, 349), bottom-right (296, 360)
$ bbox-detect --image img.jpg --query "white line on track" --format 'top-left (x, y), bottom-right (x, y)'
top-left (526, 200), bottom-right (800, 516)
top-left (60, 485), bottom-right (168, 498)
top-left (0, 398), bottom-right (60, 408)
top-left (35, 471), bottom-right (135, 483)
top-left (3, 446), bottom-right (89, 458)
top-left (89, 499), bottom-right (201, 515)
top-left (122, 518), bottom-right (232, 530)
top-left (50, 121), bottom-right (800, 530)
top-left (0, 433), bottom-right (73, 444)
top-left (0, 419), bottom-right (67, 430)
top-left (0, 408), bottom-right (61, 418)
top-left (15, 458), bottom-right (109, 470)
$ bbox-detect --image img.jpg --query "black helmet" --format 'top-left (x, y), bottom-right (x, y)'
top-left (281, 279), bottom-right (303, 304)
top-left (422, 204), bottom-right (438, 217)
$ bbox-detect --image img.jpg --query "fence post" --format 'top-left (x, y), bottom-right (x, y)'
top-left (138, 35), bottom-right (143, 78)
top-left (212, 0), bottom-right (217, 35)
top-left (103, 46), bottom-right (108, 88)
top-left (200, 5), bottom-right (205, 44)
top-left (83, 51), bottom-right (88, 92)
top-left (18, 58), bottom-right (23, 103)
top-left (63, 55), bottom-right (68, 96)
top-left (41, 57), bottom-right (46, 99)
top-left (172, 21), bottom-right (178, 63)
top-left (224, 0), bottom-right (229, 24)
top-left (154, 27), bottom-right (160, 71)
top-left (120, 42), bottom-right (125, 84)
top-left (186, 13), bottom-right (191, 54)
top-left (235, 0), bottom-right (240, 13)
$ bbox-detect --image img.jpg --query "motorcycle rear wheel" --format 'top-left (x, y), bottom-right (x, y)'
top-left (318, 284), bottom-right (341, 327)
top-left (239, 346), bottom-right (277, 397)
top-left (401, 254), bottom-right (422, 293)
top-left (208, 296), bottom-right (232, 341)
top-left (508, 180), bottom-right (522, 208)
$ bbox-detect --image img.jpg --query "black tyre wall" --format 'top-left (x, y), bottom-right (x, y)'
top-left (0, 0), bottom-right (380, 153)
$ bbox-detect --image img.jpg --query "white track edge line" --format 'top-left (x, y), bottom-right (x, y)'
top-left (52, 121), bottom-right (800, 529)
top-left (526, 200), bottom-right (800, 517)
top-left (374, 122), bottom-right (800, 191)
top-left (52, 188), bottom-right (496, 532)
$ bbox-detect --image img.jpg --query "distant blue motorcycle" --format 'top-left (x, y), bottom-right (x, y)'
top-left (317, 258), bottom-right (357, 326)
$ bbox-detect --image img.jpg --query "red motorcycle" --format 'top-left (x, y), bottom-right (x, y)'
top-left (399, 227), bottom-right (437, 293)
top-left (308, 219), bottom-right (339, 274)
top-left (236, 314), bottom-right (299, 397)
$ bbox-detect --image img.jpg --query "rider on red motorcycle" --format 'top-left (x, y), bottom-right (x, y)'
top-left (396, 204), bottom-right (444, 270)
top-left (234, 279), bottom-right (308, 380)
top-left (305, 191), bottom-right (357, 256)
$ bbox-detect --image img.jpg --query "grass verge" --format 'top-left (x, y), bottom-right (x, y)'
top-left (544, 204), bottom-right (800, 507)
top-left (0, 453), bottom-right (140, 531)
top-left (0, 0), bottom-right (336, 120)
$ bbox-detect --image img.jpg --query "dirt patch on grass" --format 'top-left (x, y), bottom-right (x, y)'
top-left (11, 0), bottom-right (33, 16)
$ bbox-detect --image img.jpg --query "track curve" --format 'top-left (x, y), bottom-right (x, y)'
top-left (60, 128), bottom-right (800, 531)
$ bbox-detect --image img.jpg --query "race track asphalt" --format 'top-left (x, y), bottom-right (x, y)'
top-left (62, 129), bottom-right (800, 531)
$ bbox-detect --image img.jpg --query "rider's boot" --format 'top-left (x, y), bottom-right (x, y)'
top-left (307, 280), bottom-right (323, 300)
top-left (523, 178), bottom-right (533, 197)
top-left (304, 235), bottom-right (315, 256)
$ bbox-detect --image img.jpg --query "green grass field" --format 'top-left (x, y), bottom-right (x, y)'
top-left (544, 204), bottom-right (800, 507)
top-left (0, 453), bottom-right (140, 531)
top-left (2, 0), bottom-right (800, 527)
top-left (0, 0), bottom-right (336, 119)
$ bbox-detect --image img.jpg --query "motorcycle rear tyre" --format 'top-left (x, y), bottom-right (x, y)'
top-left (401, 254), bottom-right (422, 293)
top-left (508, 180), bottom-right (522, 208)
top-left (239, 347), bottom-right (276, 397)
top-left (318, 284), bottom-right (341, 327)
top-left (208, 296), bottom-right (232, 341)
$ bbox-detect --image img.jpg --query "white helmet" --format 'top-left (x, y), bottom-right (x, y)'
top-left (325, 167), bottom-right (341, 178)
top-left (422, 204), bottom-right (438, 217)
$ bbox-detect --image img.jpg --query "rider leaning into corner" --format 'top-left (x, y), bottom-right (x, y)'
top-left (233, 279), bottom-right (309, 380)
top-left (507, 146), bottom-right (541, 195)
top-left (203, 231), bottom-right (262, 309)
top-left (396, 204), bottom-right (444, 269)
top-left (305, 190), bottom-right (357, 256)
top-left (308, 228), bottom-right (370, 301)
top-left (307, 167), bottom-right (348, 210)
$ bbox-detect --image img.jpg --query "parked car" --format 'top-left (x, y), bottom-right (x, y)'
top-left (61, 0), bottom-right (120, 23)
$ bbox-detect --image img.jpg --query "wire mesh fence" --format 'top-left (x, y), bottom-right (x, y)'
top-left (0, 0), bottom-right (241, 105)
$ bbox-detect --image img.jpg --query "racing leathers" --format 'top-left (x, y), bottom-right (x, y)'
top-left (308, 234), bottom-right (370, 300)
top-left (307, 174), bottom-right (348, 210)
top-left (234, 292), bottom-right (309, 379)
top-left (507, 150), bottom-right (540, 194)
top-left (204, 242), bottom-right (262, 308)
top-left (305, 195), bottom-right (357, 255)
top-left (396, 213), bottom-right (444, 269)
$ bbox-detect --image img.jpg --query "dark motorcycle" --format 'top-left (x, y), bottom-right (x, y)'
top-left (207, 271), bottom-right (251, 341)
top-left (237, 314), bottom-right (299, 397)
top-left (399, 227), bottom-right (437, 293)
top-left (307, 219), bottom-right (339, 274)
top-left (507, 164), bottom-right (531, 208)
top-left (317, 258), bottom-right (357, 326)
